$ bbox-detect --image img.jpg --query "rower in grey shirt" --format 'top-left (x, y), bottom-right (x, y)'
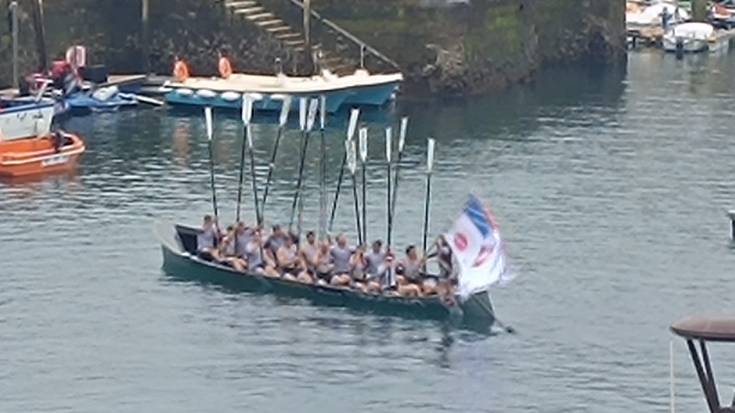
top-left (234, 223), bottom-right (254, 258)
top-left (366, 240), bottom-right (387, 278)
top-left (330, 234), bottom-right (353, 275)
top-left (196, 215), bottom-right (218, 253)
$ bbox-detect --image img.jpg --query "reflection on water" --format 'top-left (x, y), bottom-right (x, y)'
top-left (2, 51), bottom-right (735, 412)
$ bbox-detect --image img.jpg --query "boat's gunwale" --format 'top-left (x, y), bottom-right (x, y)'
top-left (168, 72), bottom-right (403, 95)
top-left (156, 222), bottom-right (454, 309)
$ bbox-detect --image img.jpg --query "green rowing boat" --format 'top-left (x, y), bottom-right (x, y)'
top-left (156, 222), bottom-right (496, 327)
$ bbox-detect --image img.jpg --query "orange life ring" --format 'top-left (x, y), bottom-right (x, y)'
top-left (218, 57), bottom-right (232, 79)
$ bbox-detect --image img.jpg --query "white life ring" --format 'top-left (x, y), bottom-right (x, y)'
top-left (196, 89), bottom-right (217, 99)
top-left (176, 88), bottom-right (193, 96)
top-left (220, 91), bottom-right (241, 102)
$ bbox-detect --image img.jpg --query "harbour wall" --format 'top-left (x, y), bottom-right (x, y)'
top-left (0, 0), bottom-right (625, 95)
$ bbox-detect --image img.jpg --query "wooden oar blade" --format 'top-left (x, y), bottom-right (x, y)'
top-left (278, 95), bottom-right (292, 127)
top-left (299, 97), bottom-right (307, 131)
top-left (347, 108), bottom-right (360, 141)
top-left (204, 107), bottom-right (213, 141)
top-left (385, 127), bottom-right (392, 162)
top-left (399, 116), bottom-right (409, 152)
top-left (359, 127), bottom-right (368, 163)
top-left (427, 138), bottom-right (435, 173)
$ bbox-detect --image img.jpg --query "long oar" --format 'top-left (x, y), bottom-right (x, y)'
top-left (385, 127), bottom-right (393, 248)
top-left (235, 94), bottom-right (253, 223)
top-left (242, 94), bottom-right (263, 226)
top-left (289, 97), bottom-right (319, 231)
top-left (359, 127), bottom-right (368, 244)
top-left (260, 95), bottom-right (292, 220)
top-left (204, 107), bottom-right (219, 222)
top-left (390, 117), bottom-right (409, 222)
top-left (421, 138), bottom-right (435, 257)
top-left (288, 98), bottom-right (308, 231)
top-left (318, 95), bottom-right (328, 241)
top-left (328, 108), bottom-right (360, 232)
top-left (347, 139), bottom-right (363, 245)
top-left (385, 126), bottom-right (394, 288)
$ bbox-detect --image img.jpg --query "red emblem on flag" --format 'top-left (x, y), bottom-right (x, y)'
top-left (453, 232), bottom-right (468, 251)
top-left (473, 243), bottom-right (495, 267)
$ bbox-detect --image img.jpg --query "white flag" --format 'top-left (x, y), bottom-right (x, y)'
top-left (445, 195), bottom-right (513, 299)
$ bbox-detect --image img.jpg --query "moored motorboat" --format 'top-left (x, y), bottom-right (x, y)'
top-left (165, 70), bottom-right (403, 113)
top-left (0, 131), bottom-right (85, 178)
top-left (0, 97), bottom-right (55, 141)
top-left (663, 22), bottom-right (715, 53)
top-left (65, 86), bottom-right (138, 115)
top-left (156, 222), bottom-right (495, 325)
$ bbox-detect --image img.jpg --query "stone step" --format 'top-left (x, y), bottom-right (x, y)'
top-left (283, 39), bottom-right (305, 47)
top-left (233, 6), bottom-right (265, 14)
top-left (243, 12), bottom-right (274, 20)
top-left (274, 32), bottom-right (302, 40)
top-left (225, 0), bottom-right (258, 7)
top-left (265, 25), bottom-right (291, 33)
top-left (256, 19), bottom-right (283, 27)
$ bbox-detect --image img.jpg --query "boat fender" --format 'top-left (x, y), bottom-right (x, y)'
top-left (196, 89), bottom-right (217, 99)
top-left (176, 88), bottom-right (194, 96)
top-left (220, 91), bottom-right (241, 102)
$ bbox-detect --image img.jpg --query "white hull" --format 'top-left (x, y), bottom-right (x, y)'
top-left (169, 70), bottom-right (403, 95)
top-left (0, 98), bottom-right (55, 141)
top-left (663, 37), bottom-right (709, 53)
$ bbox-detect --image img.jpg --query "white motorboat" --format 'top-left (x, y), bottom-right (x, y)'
top-left (663, 22), bottom-right (715, 53)
top-left (627, 1), bottom-right (689, 31)
top-left (0, 97), bottom-right (55, 141)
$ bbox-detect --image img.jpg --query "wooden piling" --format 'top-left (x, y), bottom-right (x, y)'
top-left (10, 1), bottom-right (19, 89)
top-left (141, 0), bottom-right (150, 73)
top-left (30, 0), bottom-right (48, 72)
top-left (303, 0), bottom-right (313, 74)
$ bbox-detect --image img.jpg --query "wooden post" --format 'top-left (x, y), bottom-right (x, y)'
top-left (692, 0), bottom-right (707, 22)
top-left (141, 0), bottom-right (150, 73)
top-left (10, 1), bottom-right (19, 90)
top-left (303, 0), bottom-right (313, 74)
top-left (30, 0), bottom-right (48, 72)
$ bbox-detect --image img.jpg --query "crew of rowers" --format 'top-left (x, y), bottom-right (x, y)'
top-left (196, 215), bottom-right (457, 298)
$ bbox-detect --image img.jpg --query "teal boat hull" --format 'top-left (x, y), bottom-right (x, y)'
top-left (156, 222), bottom-right (495, 326)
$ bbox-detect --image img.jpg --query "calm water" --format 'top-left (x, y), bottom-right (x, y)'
top-left (3, 51), bottom-right (735, 413)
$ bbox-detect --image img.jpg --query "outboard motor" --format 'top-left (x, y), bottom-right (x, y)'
top-left (675, 38), bottom-right (684, 59)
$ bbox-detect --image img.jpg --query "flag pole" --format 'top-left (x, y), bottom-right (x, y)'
top-left (260, 95), bottom-right (292, 221)
top-left (421, 138), bottom-right (435, 258)
top-left (204, 107), bottom-right (219, 223)
top-left (328, 108), bottom-right (360, 232)
top-left (347, 139), bottom-right (363, 245)
top-left (359, 127), bottom-right (368, 244)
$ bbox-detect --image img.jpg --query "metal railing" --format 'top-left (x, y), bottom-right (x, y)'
top-left (287, 0), bottom-right (400, 71)
top-left (252, 0), bottom-right (401, 74)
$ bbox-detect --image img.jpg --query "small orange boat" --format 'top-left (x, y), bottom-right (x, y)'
top-left (0, 132), bottom-right (85, 178)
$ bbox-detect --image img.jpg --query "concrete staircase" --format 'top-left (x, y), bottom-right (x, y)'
top-left (223, 0), bottom-right (356, 75)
